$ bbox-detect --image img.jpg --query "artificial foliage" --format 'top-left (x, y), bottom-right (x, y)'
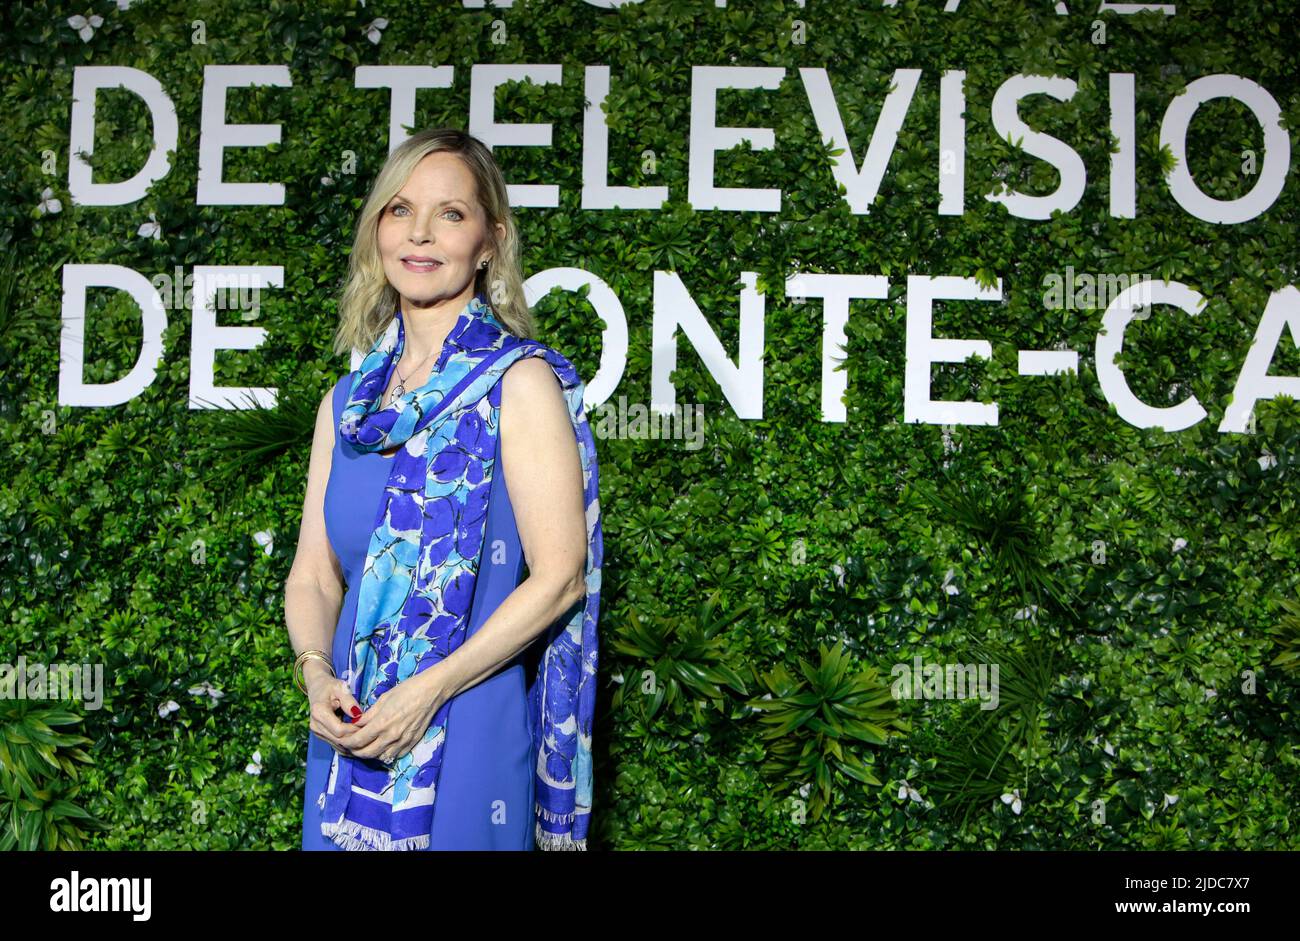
top-left (0, 0), bottom-right (1297, 850)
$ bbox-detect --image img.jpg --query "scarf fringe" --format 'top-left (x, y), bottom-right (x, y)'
top-left (322, 816), bottom-right (430, 851)
top-left (535, 821), bottom-right (587, 851)
top-left (315, 789), bottom-right (589, 851)
top-left (535, 804), bottom-right (587, 850)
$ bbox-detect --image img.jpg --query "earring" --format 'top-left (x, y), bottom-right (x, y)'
top-left (480, 259), bottom-right (489, 269)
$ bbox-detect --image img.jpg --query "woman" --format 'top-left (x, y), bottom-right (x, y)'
top-left (284, 128), bottom-right (602, 850)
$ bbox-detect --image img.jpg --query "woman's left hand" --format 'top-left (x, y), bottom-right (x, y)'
top-left (341, 667), bottom-right (447, 764)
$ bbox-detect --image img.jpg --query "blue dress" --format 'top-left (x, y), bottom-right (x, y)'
top-left (301, 371), bottom-right (536, 850)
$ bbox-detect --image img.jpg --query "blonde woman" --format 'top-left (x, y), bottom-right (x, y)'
top-left (284, 128), bottom-right (602, 850)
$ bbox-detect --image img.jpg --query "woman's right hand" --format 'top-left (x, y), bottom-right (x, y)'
top-left (305, 661), bottom-right (365, 757)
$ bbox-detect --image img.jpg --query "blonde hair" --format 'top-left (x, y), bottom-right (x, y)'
top-left (332, 128), bottom-right (535, 358)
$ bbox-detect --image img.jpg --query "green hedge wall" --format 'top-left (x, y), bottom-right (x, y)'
top-left (1, 0), bottom-right (1298, 849)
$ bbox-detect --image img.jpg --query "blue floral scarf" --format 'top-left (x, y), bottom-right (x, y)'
top-left (319, 291), bottom-right (602, 850)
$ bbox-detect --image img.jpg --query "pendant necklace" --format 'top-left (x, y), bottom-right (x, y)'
top-left (388, 345), bottom-right (439, 406)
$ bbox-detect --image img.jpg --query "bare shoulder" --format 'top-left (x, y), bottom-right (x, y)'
top-left (317, 372), bottom-right (352, 437)
top-left (500, 355), bottom-right (564, 426)
top-left (498, 353), bottom-right (579, 476)
top-left (502, 354), bottom-right (560, 393)
top-left (310, 381), bottom-right (339, 458)
top-left (316, 384), bottom-right (336, 435)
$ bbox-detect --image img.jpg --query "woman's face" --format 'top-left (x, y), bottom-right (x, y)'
top-left (376, 151), bottom-right (501, 314)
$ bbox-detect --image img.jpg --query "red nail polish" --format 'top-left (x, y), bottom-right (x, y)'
top-left (350, 706), bottom-right (362, 718)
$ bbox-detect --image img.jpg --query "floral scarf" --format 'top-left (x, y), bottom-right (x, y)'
top-left (318, 291), bottom-right (602, 850)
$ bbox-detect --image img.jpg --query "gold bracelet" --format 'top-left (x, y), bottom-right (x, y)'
top-left (294, 649), bottom-right (334, 695)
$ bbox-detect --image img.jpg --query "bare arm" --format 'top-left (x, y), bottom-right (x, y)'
top-left (424, 356), bottom-right (587, 702)
top-left (284, 385), bottom-right (347, 694)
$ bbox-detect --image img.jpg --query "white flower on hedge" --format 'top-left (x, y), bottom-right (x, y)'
top-left (254, 530), bottom-right (273, 555)
top-left (37, 187), bottom-right (62, 215)
top-left (797, 782), bottom-right (811, 799)
top-left (1162, 793), bottom-right (1179, 809)
top-left (1171, 537), bottom-right (1187, 553)
top-left (610, 671), bottom-right (624, 685)
top-left (137, 211), bottom-right (162, 240)
top-left (897, 779), bottom-right (924, 803)
top-left (187, 680), bottom-right (225, 702)
top-left (1204, 687), bottom-right (1217, 700)
top-left (941, 567), bottom-right (960, 595)
top-left (1258, 451), bottom-right (1277, 471)
top-left (1013, 605), bottom-right (1039, 621)
top-left (364, 18), bottom-right (388, 44)
top-left (67, 13), bottom-right (104, 41)
top-left (1000, 788), bottom-right (1023, 815)
top-left (116, 0), bottom-right (133, 10)
top-left (831, 563), bottom-right (845, 588)
top-left (245, 750), bottom-right (262, 775)
top-left (158, 699), bottom-right (179, 718)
